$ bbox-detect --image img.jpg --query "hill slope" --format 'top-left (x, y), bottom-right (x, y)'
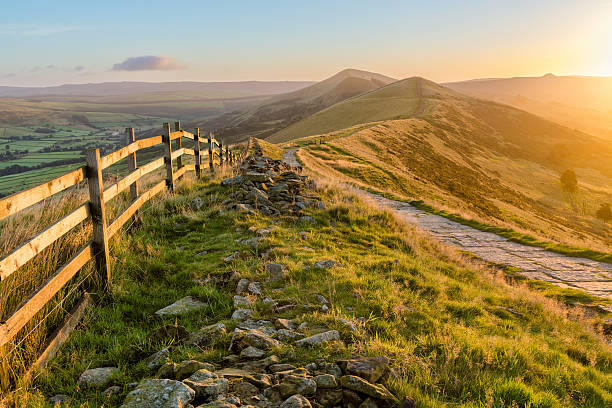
top-left (197, 69), bottom-right (396, 143)
top-left (445, 74), bottom-right (612, 139)
top-left (288, 79), bottom-right (612, 251)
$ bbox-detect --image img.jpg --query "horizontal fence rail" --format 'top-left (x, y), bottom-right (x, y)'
top-left (0, 121), bottom-right (242, 392)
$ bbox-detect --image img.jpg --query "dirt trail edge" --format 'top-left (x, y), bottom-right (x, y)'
top-left (283, 149), bottom-right (612, 302)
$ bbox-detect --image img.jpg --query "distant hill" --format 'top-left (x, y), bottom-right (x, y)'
top-left (445, 74), bottom-right (612, 139)
top-left (197, 69), bottom-right (396, 143)
top-left (0, 80), bottom-right (315, 100)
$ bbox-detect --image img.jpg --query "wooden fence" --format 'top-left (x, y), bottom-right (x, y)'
top-left (0, 121), bottom-right (241, 391)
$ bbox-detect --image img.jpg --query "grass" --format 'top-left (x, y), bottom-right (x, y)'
top-left (5, 174), bottom-right (612, 407)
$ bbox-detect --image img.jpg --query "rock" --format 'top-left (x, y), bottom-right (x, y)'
top-left (231, 381), bottom-right (260, 399)
top-left (155, 296), bottom-right (207, 316)
top-left (225, 396), bottom-right (241, 406)
top-left (236, 278), bottom-right (251, 293)
top-left (314, 294), bottom-right (329, 304)
top-left (399, 396), bottom-right (416, 408)
top-left (241, 237), bottom-right (260, 248)
top-left (175, 360), bottom-right (215, 380)
top-left (295, 331), bottom-right (340, 347)
top-left (238, 355), bottom-right (280, 372)
top-left (299, 216), bottom-right (316, 224)
top-left (276, 329), bottom-right (305, 342)
top-left (316, 201), bottom-right (326, 211)
top-left (197, 250), bottom-right (208, 256)
top-left (315, 389), bottom-right (343, 408)
top-left (280, 394), bottom-right (312, 408)
top-left (239, 329), bottom-right (282, 350)
top-left (233, 295), bottom-right (252, 308)
top-left (224, 252), bottom-right (239, 262)
top-left (263, 385), bottom-right (283, 403)
top-left (265, 263), bottom-right (287, 282)
top-left (247, 187), bottom-right (270, 204)
top-left (147, 325), bottom-right (189, 345)
top-left (248, 281), bottom-right (263, 296)
top-left (269, 364), bottom-right (296, 373)
top-left (360, 398), bottom-right (378, 408)
top-left (144, 348), bottom-right (170, 369)
top-left (232, 309), bottom-right (253, 321)
top-left (156, 362), bottom-right (177, 379)
top-left (183, 370), bottom-right (228, 400)
top-left (314, 260), bottom-right (341, 269)
top-left (198, 402), bottom-right (237, 408)
top-left (221, 175), bottom-right (244, 186)
top-left (275, 318), bottom-right (294, 330)
top-left (337, 356), bottom-right (389, 383)
top-left (241, 346), bottom-right (266, 359)
top-left (77, 367), bottom-right (118, 389)
top-left (315, 363), bottom-right (342, 378)
top-left (235, 203), bottom-right (251, 213)
top-left (313, 375), bottom-right (337, 389)
top-left (321, 305), bottom-right (329, 312)
top-left (190, 197), bottom-right (204, 210)
top-left (103, 385), bottom-right (122, 397)
top-left (245, 172), bottom-right (271, 182)
top-left (342, 389), bottom-right (363, 406)
top-left (49, 394), bottom-right (71, 405)
top-left (339, 376), bottom-right (395, 401)
top-left (256, 226), bottom-right (276, 236)
top-left (188, 323), bottom-right (227, 347)
top-left (279, 375), bottom-right (317, 398)
top-left (120, 379), bottom-right (195, 407)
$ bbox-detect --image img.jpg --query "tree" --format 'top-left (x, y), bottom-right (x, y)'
top-left (596, 203), bottom-right (612, 223)
top-left (560, 169), bottom-right (578, 193)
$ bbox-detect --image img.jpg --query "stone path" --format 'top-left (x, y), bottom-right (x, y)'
top-left (283, 149), bottom-right (612, 300)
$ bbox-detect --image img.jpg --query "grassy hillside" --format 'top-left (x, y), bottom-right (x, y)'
top-left (445, 74), bottom-right (612, 140)
top-left (196, 69), bottom-right (396, 143)
top-left (279, 78), bottom-right (612, 252)
top-left (7, 173), bottom-right (612, 407)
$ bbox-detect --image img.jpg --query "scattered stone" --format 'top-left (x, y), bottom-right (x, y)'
top-left (265, 263), bottom-right (287, 282)
top-left (296, 331), bottom-right (340, 347)
top-left (342, 389), bottom-right (363, 406)
top-left (103, 385), bottom-right (122, 398)
top-left (337, 356), bottom-right (389, 383)
top-left (241, 237), bottom-right (260, 248)
top-left (232, 309), bottom-right (253, 321)
top-left (78, 367), bottom-right (118, 389)
top-left (269, 364), bottom-right (296, 373)
top-left (235, 329), bottom-right (282, 350)
top-left (299, 216), bottom-right (316, 224)
top-left (49, 394), bottom-right (71, 405)
top-left (222, 175), bottom-right (244, 187)
top-left (279, 375), bottom-right (317, 398)
top-left (190, 197), bottom-right (204, 211)
top-left (155, 296), bottom-right (207, 316)
top-left (248, 281), bottom-right (263, 296)
top-left (315, 363), bottom-right (342, 378)
top-left (264, 385), bottom-right (283, 403)
top-left (321, 305), bottom-right (329, 312)
top-left (120, 379), bottom-right (195, 408)
top-left (313, 374), bottom-right (337, 389)
top-left (496, 306), bottom-right (523, 317)
top-left (144, 348), bottom-right (170, 369)
top-left (336, 318), bottom-right (359, 333)
top-left (188, 323), bottom-right (227, 347)
top-left (340, 376), bottom-right (395, 401)
top-left (183, 370), bottom-right (228, 400)
top-left (316, 388), bottom-right (342, 408)
top-left (175, 360), bottom-right (215, 380)
top-left (276, 329), bottom-right (305, 342)
top-left (399, 396), bottom-right (416, 408)
top-left (156, 362), bottom-right (177, 379)
top-left (275, 318), bottom-right (294, 330)
top-left (226, 395), bottom-right (241, 405)
top-left (233, 295), bottom-right (252, 308)
top-left (199, 402), bottom-right (238, 408)
top-left (231, 381), bottom-right (260, 400)
top-left (360, 397), bottom-right (379, 408)
top-left (236, 278), bottom-right (251, 293)
top-left (280, 394), bottom-right (312, 408)
top-left (241, 346), bottom-right (266, 359)
top-left (314, 260), bottom-right (341, 269)
top-left (314, 294), bottom-right (329, 304)
top-left (224, 252), bottom-right (239, 262)
top-left (256, 226), bottom-right (276, 236)
top-left (197, 250), bottom-right (208, 256)
top-left (146, 324), bottom-right (189, 345)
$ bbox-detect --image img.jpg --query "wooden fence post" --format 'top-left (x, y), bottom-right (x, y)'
top-left (225, 146), bottom-right (229, 164)
top-left (125, 128), bottom-right (139, 201)
top-left (194, 128), bottom-right (201, 178)
top-left (0, 343), bottom-right (9, 392)
top-left (174, 121), bottom-right (183, 171)
top-left (219, 139), bottom-right (224, 167)
top-left (163, 123), bottom-right (175, 193)
top-left (86, 148), bottom-right (111, 290)
top-left (208, 132), bottom-right (214, 172)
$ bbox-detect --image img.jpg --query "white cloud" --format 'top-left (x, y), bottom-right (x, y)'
top-left (112, 56), bottom-right (185, 71)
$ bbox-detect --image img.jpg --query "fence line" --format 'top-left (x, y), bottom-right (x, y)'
top-left (0, 121), bottom-right (242, 391)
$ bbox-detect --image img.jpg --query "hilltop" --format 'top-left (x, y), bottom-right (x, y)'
top-left (279, 77), bottom-right (612, 251)
top-left (196, 69), bottom-right (396, 143)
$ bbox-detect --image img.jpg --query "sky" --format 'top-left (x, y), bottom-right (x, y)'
top-left (1, 0), bottom-right (612, 86)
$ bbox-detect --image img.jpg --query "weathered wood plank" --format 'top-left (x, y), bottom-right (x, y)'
top-left (137, 135), bottom-right (163, 150)
top-left (169, 130), bottom-right (183, 141)
top-left (99, 135), bottom-right (163, 170)
top-left (208, 132), bottom-right (214, 172)
top-left (0, 204), bottom-right (90, 282)
top-left (175, 122), bottom-right (183, 171)
top-left (103, 157), bottom-right (164, 203)
top-left (181, 131), bottom-right (195, 140)
top-left (125, 128), bottom-right (139, 203)
top-left (163, 123), bottom-right (175, 193)
top-left (30, 292), bottom-right (93, 372)
top-left (86, 149), bottom-right (111, 289)
top-left (0, 243), bottom-right (93, 347)
top-left (172, 165), bottom-right (195, 182)
top-left (182, 148), bottom-right (195, 156)
top-left (171, 148), bottom-right (185, 161)
top-left (0, 167), bottom-right (86, 221)
top-left (107, 180), bottom-right (165, 238)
